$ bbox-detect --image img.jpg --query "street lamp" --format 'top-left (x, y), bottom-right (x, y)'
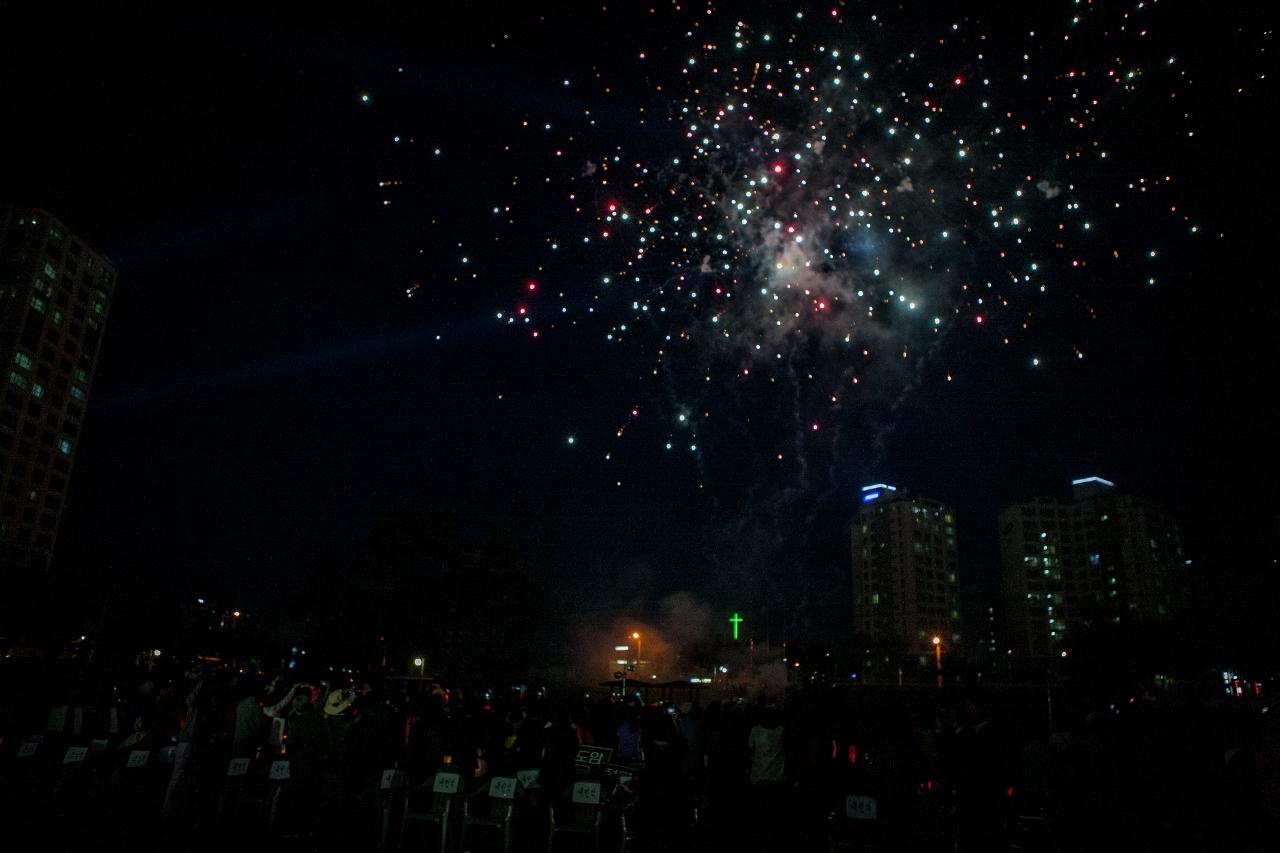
top-left (619, 632), bottom-right (641, 699)
top-left (932, 636), bottom-right (942, 688)
top-left (413, 657), bottom-right (425, 680)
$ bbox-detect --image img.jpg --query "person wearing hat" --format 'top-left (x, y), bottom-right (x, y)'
top-left (319, 687), bottom-right (360, 838)
top-left (322, 686), bottom-right (359, 785)
top-left (280, 683), bottom-right (327, 833)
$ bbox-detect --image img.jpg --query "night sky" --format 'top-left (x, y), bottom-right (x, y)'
top-left (2, 3), bottom-right (1274, 638)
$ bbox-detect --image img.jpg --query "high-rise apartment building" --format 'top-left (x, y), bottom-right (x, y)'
top-left (0, 205), bottom-right (115, 572)
top-left (851, 484), bottom-right (962, 659)
top-left (999, 476), bottom-right (1186, 659)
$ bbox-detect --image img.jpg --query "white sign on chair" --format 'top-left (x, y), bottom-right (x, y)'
top-left (489, 776), bottom-right (518, 799)
top-left (845, 794), bottom-right (878, 820)
top-left (380, 769), bottom-right (408, 790)
top-left (432, 772), bottom-right (462, 794)
top-left (571, 781), bottom-right (601, 805)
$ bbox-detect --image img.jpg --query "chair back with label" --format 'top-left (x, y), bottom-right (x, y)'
top-left (399, 771), bottom-right (464, 851)
top-left (461, 776), bottom-right (520, 852)
top-left (549, 780), bottom-right (604, 851)
top-left (827, 792), bottom-right (882, 851)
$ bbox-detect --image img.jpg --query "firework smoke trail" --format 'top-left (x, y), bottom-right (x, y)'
top-left (588, 17), bottom-right (1003, 480)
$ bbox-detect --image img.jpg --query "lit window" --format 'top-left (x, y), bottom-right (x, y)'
top-left (32, 384), bottom-right (43, 398)
top-left (76, 368), bottom-right (89, 382)
top-left (58, 439), bottom-right (73, 455)
top-left (51, 229), bottom-right (63, 241)
top-left (93, 302), bottom-right (105, 316)
top-left (9, 372), bottom-right (29, 390)
top-left (43, 263), bottom-right (56, 278)
top-left (14, 352), bottom-right (33, 369)
top-left (31, 296), bottom-right (45, 313)
top-left (71, 387), bottom-right (87, 402)
top-left (52, 311), bottom-right (63, 326)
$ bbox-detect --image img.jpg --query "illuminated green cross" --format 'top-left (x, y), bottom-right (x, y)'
top-left (729, 612), bottom-right (744, 640)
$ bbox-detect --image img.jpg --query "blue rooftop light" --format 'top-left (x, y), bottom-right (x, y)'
top-left (862, 491), bottom-right (882, 502)
top-left (860, 483), bottom-right (897, 492)
top-left (1071, 476), bottom-right (1115, 488)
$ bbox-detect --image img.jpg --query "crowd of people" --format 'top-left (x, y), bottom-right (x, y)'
top-left (0, 653), bottom-right (1275, 851)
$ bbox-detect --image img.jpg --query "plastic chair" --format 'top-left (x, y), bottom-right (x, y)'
top-left (52, 745), bottom-right (94, 819)
top-left (114, 748), bottom-right (164, 810)
top-left (378, 768), bottom-right (409, 850)
top-left (549, 780), bottom-right (604, 852)
top-left (1008, 812), bottom-right (1060, 852)
top-left (218, 758), bottom-right (250, 822)
top-left (827, 793), bottom-right (883, 851)
top-left (514, 767), bottom-right (543, 815)
top-left (399, 771), bottom-right (463, 852)
top-left (615, 797), bottom-right (638, 853)
top-left (461, 775), bottom-right (519, 852)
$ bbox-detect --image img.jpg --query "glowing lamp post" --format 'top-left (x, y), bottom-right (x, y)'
top-left (631, 632), bottom-right (642, 686)
top-left (932, 636), bottom-right (943, 688)
top-left (413, 657), bottom-right (425, 680)
top-left (618, 633), bottom-right (641, 698)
